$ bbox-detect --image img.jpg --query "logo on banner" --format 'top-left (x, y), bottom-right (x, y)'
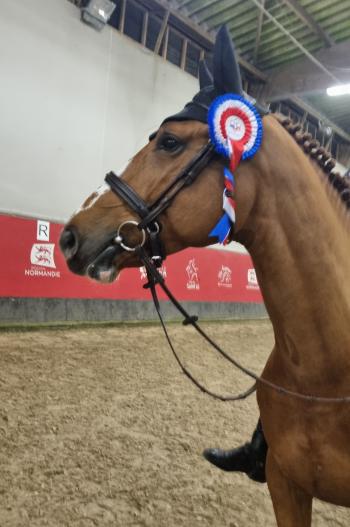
top-left (30, 244), bottom-right (56, 268)
top-left (246, 268), bottom-right (259, 290)
top-left (24, 220), bottom-right (60, 278)
top-left (218, 265), bottom-right (232, 288)
top-left (139, 265), bottom-right (167, 281)
top-left (186, 259), bottom-right (200, 290)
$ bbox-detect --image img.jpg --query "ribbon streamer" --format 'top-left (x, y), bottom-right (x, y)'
top-left (210, 168), bottom-right (235, 244)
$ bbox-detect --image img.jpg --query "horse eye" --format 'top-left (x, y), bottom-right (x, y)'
top-left (158, 135), bottom-right (183, 153)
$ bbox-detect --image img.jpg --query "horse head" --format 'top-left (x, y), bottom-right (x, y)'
top-left (60, 26), bottom-right (263, 282)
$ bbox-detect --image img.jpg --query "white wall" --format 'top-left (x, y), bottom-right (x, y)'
top-left (0, 0), bottom-right (198, 222)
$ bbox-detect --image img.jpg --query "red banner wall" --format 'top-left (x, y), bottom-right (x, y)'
top-left (0, 214), bottom-right (263, 303)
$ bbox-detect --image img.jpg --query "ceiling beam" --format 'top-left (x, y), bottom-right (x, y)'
top-left (188, 0), bottom-right (222, 18)
top-left (261, 40), bottom-right (350, 100)
top-left (250, 0), bottom-right (338, 83)
top-left (150, 0), bottom-right (268, 81)
top-left (289, 95), bottom-right (350, 143)
top-left (253, 0), bottom-right (265, 64)
top-left (281, 0), bottom-right (334, 47)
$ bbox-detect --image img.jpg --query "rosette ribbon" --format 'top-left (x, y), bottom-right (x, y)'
top-left (207, 94), bottom-right (263, 244)
top-left (209, 168), bottom-right (236, 244)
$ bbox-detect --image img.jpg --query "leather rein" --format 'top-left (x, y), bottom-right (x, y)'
top-left (101, 135), bottom-right (350, 404)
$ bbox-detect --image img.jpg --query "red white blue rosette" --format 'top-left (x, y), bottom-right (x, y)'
top-left (208, 94), bottom-right (263, 168)
top-left (207, 94), bottom-right (263, 244)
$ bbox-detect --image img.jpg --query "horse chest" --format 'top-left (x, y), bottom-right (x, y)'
top-left (261, 399), bottom-right (350, 505)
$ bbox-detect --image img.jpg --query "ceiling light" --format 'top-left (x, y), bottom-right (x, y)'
top-left (81, 0), bottom-right (116, 31)
top-left (327, 84), bottom-right (350, 97)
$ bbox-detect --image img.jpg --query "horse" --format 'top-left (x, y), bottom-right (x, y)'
top-left (59, 26), bottom-right (350, 527)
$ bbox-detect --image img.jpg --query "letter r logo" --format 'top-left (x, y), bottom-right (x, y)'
top-left (37, 220), bottom-right (50, 241)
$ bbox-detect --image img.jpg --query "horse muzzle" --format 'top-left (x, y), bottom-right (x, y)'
top-left (59, 225), bottom-right (118, 280)
top-left (87, 244), bottom-right (122, 283)
top-left (59, 226), bottom-right (79, 261)
top-left (59, 224), bottom-right (143, 282)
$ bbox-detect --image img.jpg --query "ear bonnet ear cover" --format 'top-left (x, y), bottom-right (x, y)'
top-left (213, 26), bottom-right (243, 96)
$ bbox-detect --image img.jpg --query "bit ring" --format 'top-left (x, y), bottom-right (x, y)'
top-left (115, 220), bottom-right (146, 252)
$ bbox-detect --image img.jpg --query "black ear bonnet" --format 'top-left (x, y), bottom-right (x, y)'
top-left (162, 86), bottom-right (218, 125)
top-left (161, 26), bottom-right (267, 127)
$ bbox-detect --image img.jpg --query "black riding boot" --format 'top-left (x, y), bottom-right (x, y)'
top-left (203, 419), bottom-right (268, 483)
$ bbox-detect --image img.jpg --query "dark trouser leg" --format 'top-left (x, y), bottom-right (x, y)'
top-left (203, 419), bottom-right (268, 483)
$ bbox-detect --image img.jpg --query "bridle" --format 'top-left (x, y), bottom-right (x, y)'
top-left (104, 140), bottom-right (216, 266)
top-left (95, 115), bottom-right (350, 404)
top-left (92, 134), bottom-right (261, 402)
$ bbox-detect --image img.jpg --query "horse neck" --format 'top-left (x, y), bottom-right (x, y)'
top-left (240, 116), bottom-right (350, 378)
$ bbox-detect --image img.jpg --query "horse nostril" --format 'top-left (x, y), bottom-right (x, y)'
top-left (59, 227), bottom-right (79, 258)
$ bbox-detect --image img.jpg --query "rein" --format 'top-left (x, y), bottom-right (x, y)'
top-left (136, 247), bottom-right (350, 404)
top-left (138, 246), bottom-right (257, 402)
top-left (102, 132), bottom-right (350, 404)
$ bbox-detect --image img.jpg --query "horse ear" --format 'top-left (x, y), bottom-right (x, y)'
top-left (198, 59), bottom-right (213, 90)
top-left (213, 26), bottom-right (243, 95)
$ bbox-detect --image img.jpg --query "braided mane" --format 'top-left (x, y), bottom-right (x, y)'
top-left (274, 114), bottom-right (350, 207)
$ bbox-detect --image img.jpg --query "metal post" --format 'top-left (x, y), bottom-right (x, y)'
top-left (141, 11), bottom-right (149, 47)
top-left (300, 111), bottom-right (308, 126)
top-left (325, 132), bottom-right (333, 152)
top-left (154, 9), bottom-right (170, 55)
top-left (162, 26), bottom-right (169, 58)
top-left (119, 0), bottom-right (126, 33)
top-left (181, 38), bottom-right (188, 70)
